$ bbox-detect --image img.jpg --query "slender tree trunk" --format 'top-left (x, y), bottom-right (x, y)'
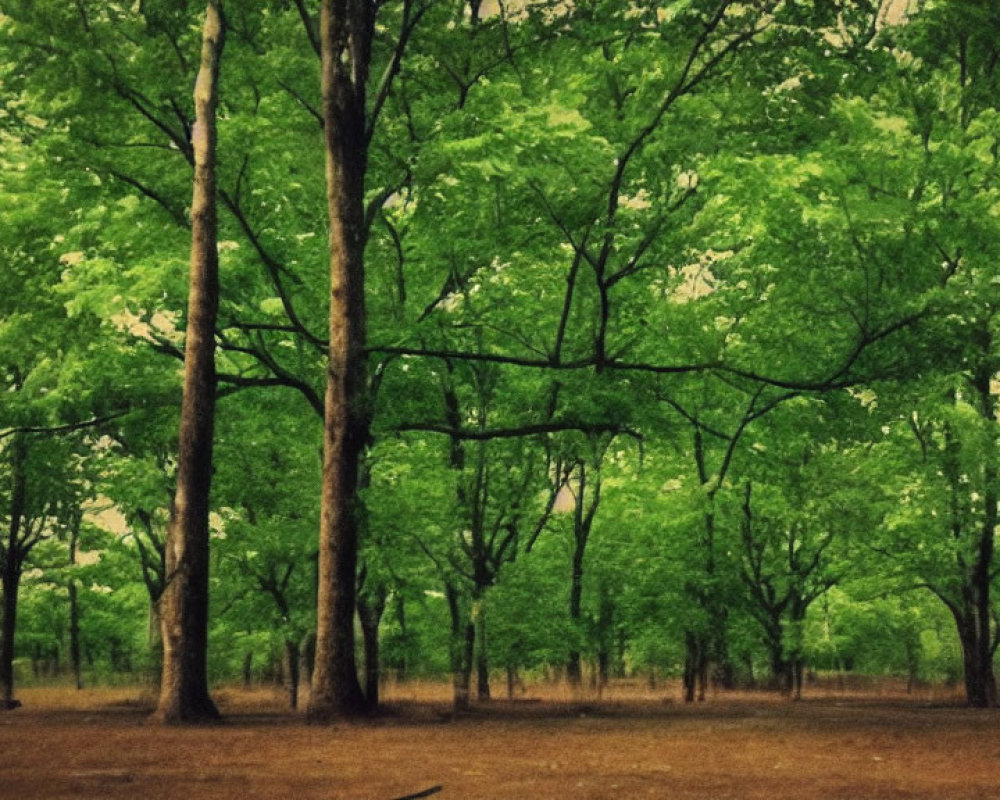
top-left (596, 584), bottom-right (613, 695)
top-left (566, 486), bottom-right (586, 690)
top-left (459, 621), bottom-right (475, 708)
top-left (68, 582), bottom-right (81, 690)
top-left (394, 596), bottom-right (408, 683)
top-left (506, 665), bottom-right (519, 700)
top-left (971, 352), bottom-right (998, 707)
top-left (147, 598), bottom-right (163, 685)
top-left (284, 639), bottom-right (300, 710)
top-left (1, 434), bottom-right (27, 710)
top-left (242, 651), bottom-right (254, 690)
top-left (154, 0), bottom-right (225, 724)
top-left (357, 590), bottom-right (386, 708)
top-left (1, 564), bottom-right (20, 710)
top-left (566, 554), bottom-right (583, 690)
top-left (301, 631), bottom-right (317, 686)
top-left (68, 512), bottom-right (82, 690)
top-left (446, 585), bottom-right (473, 711)
top-left (475, 604), bottom-right (490, 701)
top-left (308, 0), bottom-right (373, 722)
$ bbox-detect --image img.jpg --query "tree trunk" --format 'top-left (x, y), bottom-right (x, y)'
top-left (284, 639), bottom-right (300, 710)
top-left (956, 614), bottom-right (996, 708)
top-left (506, 665), bottom-right (519, 700)
top-left (393, 596), bottom-right (408, 683)
top-left (762, 615), bottom-right (791, 694)
top-left (446, 585), bottom-right (473, 711)
top-left (1, 564), bottom-right (20, 710)
top-left (308, 0), bottom-right (373, 723)
top-left (154, 0), bottom-right (225, 724)
top-left (596, 585), bottom-right (613, 695)
top-left (242, 651), bottom-right (253, 690)
top-left (301, 631), bottom-right (317, 686)
top-left (475, 602), bottom-right (490, 701)
top-left (1, 434), bottom-right (27, 710)
top-left (68, 513), bottom-right (82, 690)
top-left (68, 582), bottom-right (82, 690)
top-left (357, 590), bottom-right (386, 708)
top-left (147, 599), bottom-right (163, 685)
top-left (566, 537), bottom-right (584, 690)
top-left (683, 632), bottom-right (708, 703)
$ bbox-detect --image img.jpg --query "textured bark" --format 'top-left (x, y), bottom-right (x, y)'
top-left (153, 0), bottom-right (225, 724)
top-left (307, 0), bottom-right (374, 721)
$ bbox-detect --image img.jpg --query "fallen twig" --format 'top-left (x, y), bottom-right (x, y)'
top-left (390, 786), bottom-right (442, 800)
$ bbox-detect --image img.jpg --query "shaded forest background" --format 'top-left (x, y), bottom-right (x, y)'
top-left (3, 0), bottom-right (1000, 717)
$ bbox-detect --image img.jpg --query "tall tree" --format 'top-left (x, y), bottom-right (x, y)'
top-left (308, 0), bottom-right (375, 720)
top-left (153, 0), bottom-right (226, 724)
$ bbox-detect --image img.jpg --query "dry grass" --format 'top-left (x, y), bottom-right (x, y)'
top-left (0, 679), bottom-right (995, 799)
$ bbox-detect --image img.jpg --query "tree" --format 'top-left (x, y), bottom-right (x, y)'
top-left (154, 0), bottom-right (225, 724)
top-left (307, 0), bottom-right (375, 721)
top-left (736, 402), bottom-right (869, 697)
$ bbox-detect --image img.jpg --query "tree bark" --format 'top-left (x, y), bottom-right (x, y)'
top-left (1, 435), bottom-right (27, 709)
top-left (446, 584), bottom-right (473, 711)
top-left (153, 0), bottom-right (225, 724)
top-left (955, 611), bottom-right (997, 708)
top-left (968, 349), bottom-right (998, 707)
top-left (475, 605), bottom-right (490, 701)
top-left (357, 589), bottom-right (386, 708)
top-left (0, 561), bottom-right (21, 710)
top-left (307, 0), bottom-right (373, 722)
top-left (566, 548), bottom-right (584, 690)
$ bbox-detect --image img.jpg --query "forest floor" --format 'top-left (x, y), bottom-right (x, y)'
top-left (1, 679), bottom-right (998, 799)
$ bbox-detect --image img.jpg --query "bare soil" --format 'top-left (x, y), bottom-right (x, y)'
top-left (1, 680), bottom-right (998, 799)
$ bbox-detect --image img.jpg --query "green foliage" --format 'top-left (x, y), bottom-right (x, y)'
top-left (4, 0), bottom-right (1000, 699)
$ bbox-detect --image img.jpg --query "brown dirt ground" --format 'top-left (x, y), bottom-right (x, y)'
top-left (1, 679), bottom-right (999, 800)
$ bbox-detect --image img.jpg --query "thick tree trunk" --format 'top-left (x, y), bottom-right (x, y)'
top-left (308, 0), bottom-right (373, 723)
top-left (956, 614), bottom-right (997, 708)
top-left (153, 0), bottom-right (225, 724)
